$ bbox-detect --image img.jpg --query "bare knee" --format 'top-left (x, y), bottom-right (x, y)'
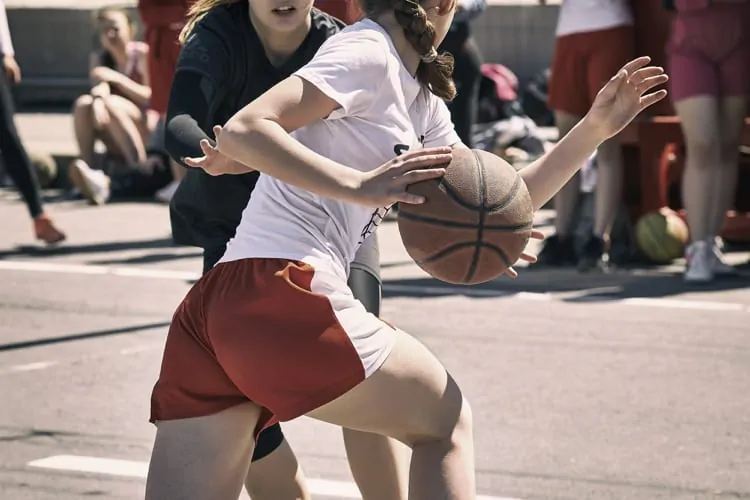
top-left (72, 95), bottom-right (93, 117)
top-left (244, 439), bottom-right (309, 500)
top-left (685, 137), bottom-right (721, 168)
top-left (408, 395), bottom-right (473, 448)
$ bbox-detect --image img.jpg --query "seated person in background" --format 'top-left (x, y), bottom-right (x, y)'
top-left (68, 6), bottom-right (156, 205)
top-left (69, 115), bottom-right (173, 204)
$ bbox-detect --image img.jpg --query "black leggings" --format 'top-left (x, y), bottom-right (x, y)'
top-left (0, 73), bottom-right (44, 219)
top-left (202, 247), bottom-right (383, 462)
top-left (439, 26), bottom-right (483, 148)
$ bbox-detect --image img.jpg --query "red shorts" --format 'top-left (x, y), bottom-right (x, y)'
top-left (145, 25), bottom-right (183, 115)
top-left (150, 258), bottom-right (396, 435)
top-left (548, 26), bottom-right (635, 117)
top-left (667, 3), bottom-right (750, 101)
top-left (315, 0), bottom-right (364, 24)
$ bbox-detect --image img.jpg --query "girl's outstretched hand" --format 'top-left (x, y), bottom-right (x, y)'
top-left (585, 57), bottom-right (669, 141)
top-left (184, 125), bottom-right (254, 175)
top-left (503, 229), bottom-right (544, 278)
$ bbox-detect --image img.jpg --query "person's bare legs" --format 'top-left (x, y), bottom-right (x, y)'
top-left (552, 111), bottom-right (583, 239)
top-left (307, 331), bottom-right (474, 500)
top-left (146, 403), bottom-right (262, 500)
top-left (244, 438), bottom-right (310, 500)
top-left (343, 428), bottom-right (410, 500)
top-left (72, 95), bottom-right (100, 166)
top-left (675, 96), bottom-right (721, 282)
top-left (100, 95), bottom-right (148, 167)
top-left (536, 111), bottom-right (581, 267)
top-left (714, 96), bottom-right (748, 234)
top-left (593, 135), bottom-right (625, 239)
top-left (146, 331), bottom-right (474, 500)
top-left (676, 96), bottom-right (720, 242)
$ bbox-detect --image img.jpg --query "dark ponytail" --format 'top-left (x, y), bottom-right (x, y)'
top-left (361, 0), bottom-right (456, 101)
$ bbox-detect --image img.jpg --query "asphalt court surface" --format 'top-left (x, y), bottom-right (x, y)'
top-left (1, 192), bottom-right (749, 499)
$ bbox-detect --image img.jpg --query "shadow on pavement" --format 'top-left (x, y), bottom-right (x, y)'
top-left (0, 321), bottom-right (169, 352)
top-left (0, 237), bottom-right (177, 259)
top-left (383, 265), bottom-right (750, 301)
top-left (89, 250), bottom-right (202, 266)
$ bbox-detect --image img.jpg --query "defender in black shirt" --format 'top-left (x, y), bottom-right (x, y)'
top-left (163, 1), bottom-right (407, 498)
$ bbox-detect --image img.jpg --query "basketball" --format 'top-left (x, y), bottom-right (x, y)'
top-left (30, 152), bottom-right (58, 189)
top-left (397, 148), bottom-right (534, 285)
top-left (635, 208), bottom-right (689, 264)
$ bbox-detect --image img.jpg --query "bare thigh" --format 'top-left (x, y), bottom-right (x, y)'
top-left (674, 96), bottom-right (721, 155)
top-left (105, 94), bottom-right (149, 139)
top-left (306, 329), bottom-right (470, 446)
top-left (146, 403), bottom-right (262, 500)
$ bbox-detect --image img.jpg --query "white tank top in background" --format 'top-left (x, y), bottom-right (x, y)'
top-left (555, 0), bottom-right (633, 37)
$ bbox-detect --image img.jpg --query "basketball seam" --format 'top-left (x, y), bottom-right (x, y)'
top-left (465, 150), bottom-right (487, 283)
top-left (416, 241), bottom-right (512, 268)
top-left (486, 174), bottom-right (522, 212)
top-left (440, 182), bottom-right (484, 211)
top-left (397, 211), bottom-right (533, 231)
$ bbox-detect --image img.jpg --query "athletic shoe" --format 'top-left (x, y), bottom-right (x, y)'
top-left (709, 237), bottom-right (738, 276)
top-left (535, 234), bottom-right (576, 267)
top-left (577, 233), bottom-right (607, 272)
top-left (68, 159), bottom-right (110, 205)
top-left (684, 240), bottom-right (713, 284)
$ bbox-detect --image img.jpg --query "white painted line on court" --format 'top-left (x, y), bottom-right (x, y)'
top-left (1, 259), bottom-right (747, 313)
top-left (3, 360), bottom-right (57, 373)
top-left (620, 297), bottom-right (746, 311)
top-left (27, 455), bottom-right (520, 500)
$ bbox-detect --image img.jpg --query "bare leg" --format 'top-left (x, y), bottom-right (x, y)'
top-left (244, 438), bottom-right (310, 500)
top-left (713, 96), bottom-right (748, 234)
top-left (307, 331), bottom-right (475, 500)
top-left (145, 403), bottom-right (261, 500)
top-left (593, 135), bottom-right (625, 239)
top-left (551, 111), bottom-right (583, 239)
top-left (100, 95), bottom-right (148, 167)
top-left (675, 96), bottom-right (721, 243)
top-left (72, 95), bottom-right (99, 166)
top-left (343, 428), bottom-right (410, 500)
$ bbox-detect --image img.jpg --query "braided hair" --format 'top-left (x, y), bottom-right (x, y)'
top-left (360, 0), bottom-right (456, 101)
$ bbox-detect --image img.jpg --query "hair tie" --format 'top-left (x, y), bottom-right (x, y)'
top-left (420, 47), bottom-right (438, 63)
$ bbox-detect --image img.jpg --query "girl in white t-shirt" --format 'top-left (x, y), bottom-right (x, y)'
top-left (145, 0), bottom-right (667, 495)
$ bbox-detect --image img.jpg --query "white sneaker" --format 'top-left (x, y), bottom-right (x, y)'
top-left (155, 179), bottom-right (180, 203)
top-left (684, 240), bottom-right (713, 284)
top-left (68, 159), bottom-right (110, 205)
top-left (709, 237), bottom-right (738, 276)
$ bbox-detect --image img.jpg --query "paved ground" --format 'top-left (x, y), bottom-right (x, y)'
top-left (1, 181), bottom-right (749, 500)
top-left (2, 106), bottom-right (750, 500)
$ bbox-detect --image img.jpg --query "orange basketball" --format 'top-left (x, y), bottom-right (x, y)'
top-left (397, 148), bottom-right (534, 285)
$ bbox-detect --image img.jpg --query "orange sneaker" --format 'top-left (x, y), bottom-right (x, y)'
top-left (33, 214), bottom-right (66, 245)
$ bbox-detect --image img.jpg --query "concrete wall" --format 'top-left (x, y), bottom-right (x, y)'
top-left (8, 2), bottom-right (560, 106)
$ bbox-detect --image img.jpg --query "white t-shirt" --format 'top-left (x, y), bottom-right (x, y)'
top-left (555, 0), bottom-right (633, 37)
top-left (219, 19), bottom-right (461, 282)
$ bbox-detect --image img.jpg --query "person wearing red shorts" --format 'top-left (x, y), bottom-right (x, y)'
top-left (538, 0), bottom-right (635, 272)
top-left (137, 0), bottom-right (190, 203)
top-left (665, 0), bottom-right (748, 283)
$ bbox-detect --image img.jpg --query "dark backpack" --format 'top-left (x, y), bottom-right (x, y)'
top-left (521, 68), bottom-right (554, 127)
